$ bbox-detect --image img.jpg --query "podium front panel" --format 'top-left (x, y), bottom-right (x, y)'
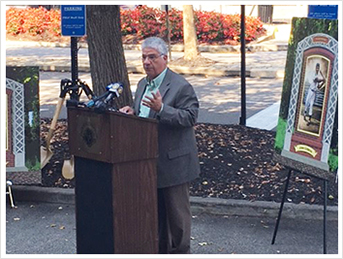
top-left (75, 157), bottom-right (115, 254)
top-left (68, 107), bottom-right (159, 254)
top-left (68, 107), bottom-right (158, 164)
top-left (74, 157), bottom-right (158, 254)
top-left (68, 108), bottom-right (112, 163)
top-left (112, 159), bottom-right (158, 253)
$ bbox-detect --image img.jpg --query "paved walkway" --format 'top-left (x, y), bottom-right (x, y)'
top-left (37, 71), bottom-right (284, 126)
top-left (6, 39), bottom-right (288, 78)
top-left (6, 23), bottom-right (292, 78)
top-left (6, 37), bottom-right (288, 129)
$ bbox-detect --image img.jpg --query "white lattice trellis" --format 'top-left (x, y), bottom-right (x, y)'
top-left (6, 78), bottom-right (26, 169)
top-left (321, 43), bottom-right (338, 162)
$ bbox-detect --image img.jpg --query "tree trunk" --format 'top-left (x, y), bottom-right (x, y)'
top-left (183, 5), bottom-right (199, 61)
top-left (86, 5), bottom-right (132, 108)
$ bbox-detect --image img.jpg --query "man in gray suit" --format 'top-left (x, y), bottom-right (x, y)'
top-left (119, 37), bottom-right (200, 254)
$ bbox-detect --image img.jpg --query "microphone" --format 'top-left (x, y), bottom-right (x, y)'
top-left (86, 91), bottom-right (109, 108)
top-left (86, 82), bottom-right (123, 108)
top-left (103, 83), bottom-right (124, 103)
top-left (86, 82), bottom-right (124, 113)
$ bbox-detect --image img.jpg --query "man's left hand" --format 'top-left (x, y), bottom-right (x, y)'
top-left (142, 90), bottom-right (163, 112)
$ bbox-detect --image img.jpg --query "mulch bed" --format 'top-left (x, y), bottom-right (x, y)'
top-left (40, 118), bottom-right (338, 207)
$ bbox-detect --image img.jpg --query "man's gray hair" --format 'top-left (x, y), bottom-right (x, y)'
top-left (142, 37), bottom-right (168, 56)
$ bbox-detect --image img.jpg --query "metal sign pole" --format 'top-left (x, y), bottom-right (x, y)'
top-left (70, 37), bottom-right (79, 100)
top-left (71, 37), bottom-right (78, 83)
top-left (61, 5), bottom-right (86, 101)
top-left (165, 5), bottom-right (172, 60)
top-left (240, 5), bottom-right (246, 126)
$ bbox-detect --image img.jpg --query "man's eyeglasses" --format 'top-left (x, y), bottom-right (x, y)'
top-left (142, 54), bottom-right (163, 62)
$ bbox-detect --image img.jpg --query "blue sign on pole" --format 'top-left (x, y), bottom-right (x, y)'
top-left (308, 5), bottom-right (338, 20)
top-left (61, 5), bottom-right (86, 36)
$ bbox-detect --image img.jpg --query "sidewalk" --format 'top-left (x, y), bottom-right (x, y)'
top-left (6, 35), bottom-right (288, 127)
top-left (6, 23), bottom-right (291, 78)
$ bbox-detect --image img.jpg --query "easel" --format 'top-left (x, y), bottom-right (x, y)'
top-left (271, 153), bottom-right (334, 254)
top-left (269, 20), bottom-right (338, 256)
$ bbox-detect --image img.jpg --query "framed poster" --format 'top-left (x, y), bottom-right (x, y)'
top-left (6, 66), bottom-right (41, 184)
top-left (274, 18), bottom-right (338, 179)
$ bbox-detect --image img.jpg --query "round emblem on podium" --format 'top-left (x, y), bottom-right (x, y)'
top-left (81, 124), bottom-right (97, 148)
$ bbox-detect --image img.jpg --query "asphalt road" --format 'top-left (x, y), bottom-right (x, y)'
top-left (39, 71), bottom-right (283, 126)
top-left (6, 201), bottom-right (338, 255)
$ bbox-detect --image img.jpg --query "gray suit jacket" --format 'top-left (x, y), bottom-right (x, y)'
top-left (133, 68), bottom-right (200, 188)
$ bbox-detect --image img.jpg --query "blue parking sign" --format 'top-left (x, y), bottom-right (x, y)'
top-left (308, 5), bottom-right (338, 20)
top-left (61, 5), bottom-right (86, 36)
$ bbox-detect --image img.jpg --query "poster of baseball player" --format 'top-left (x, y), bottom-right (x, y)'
top-left (297, 56), bottom-right (329, 136)
top-left (274, 17), bottom-right (338, 177)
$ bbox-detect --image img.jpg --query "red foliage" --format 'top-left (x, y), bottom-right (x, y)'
top-left (120, 6), bottom-right (265, 44)
top-left (6, 6), bottom-right (61, 37)
top-left (6, 5), bottom-right (266, 44)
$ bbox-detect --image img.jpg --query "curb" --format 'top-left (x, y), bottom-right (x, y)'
top-left (190, 196), bottom-right (338, 221)
top-left (11, 185), bottom-right (338, 221)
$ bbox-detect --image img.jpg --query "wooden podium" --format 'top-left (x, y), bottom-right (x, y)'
top-left (67, 107), bottom-right (159, 254)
